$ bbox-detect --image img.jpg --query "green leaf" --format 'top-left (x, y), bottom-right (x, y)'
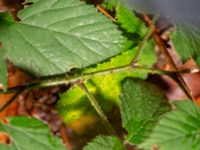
top-left (102, 0), bottom-right (117, 11)
top-left (120, 78), bottom-right (170, 144)
top-left (57, 41), bottom-right (156, 124)
top-left (196, 56), bottom-right (200, 66)
top-left (140, 100), bottom-right (200, 150)
top-left (27, 0), bottom-right (40, 3)
top-left (171, 23), bottom-right (200, 67)
top-left (0, 49), bottom-right (7, 90)
top-left (57, 85), bottom-right (98, 123)
top-left (0, 117), bottom-right (66, 150)
top-left (0, 0), bottom-right (130, 76)
top-left (83, 135), bottom-right (125, 150)
top-left (116, 5), bottom-right (147, 35)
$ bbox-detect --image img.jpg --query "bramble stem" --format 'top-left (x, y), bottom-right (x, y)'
top-left (0, 65), bottom-right (173, 95)
top-left (0, 65), bottom-right (174, 112)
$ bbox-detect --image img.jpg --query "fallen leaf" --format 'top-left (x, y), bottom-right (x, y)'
top-left (178, 58), bottom-right (197, 71)
top-left (0, 65), bottom-right (31, 118)
top-left (0, 132), bottom-right (10, 145)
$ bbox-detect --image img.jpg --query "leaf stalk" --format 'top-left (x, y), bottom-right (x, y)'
top-left (79, 83), bottom-right (116, 135)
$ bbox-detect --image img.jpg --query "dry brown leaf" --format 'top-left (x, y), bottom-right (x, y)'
top-left (178, 58), bottom-right (197, 71)
top-left (0, 65), bottom-right (31, 118)
top-left (0, 132), bottom-right (10, 145)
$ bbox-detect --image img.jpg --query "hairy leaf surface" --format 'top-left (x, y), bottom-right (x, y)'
top-left (84, 136), bottom-right (125, 150)
top-left (0, 0), bottom-right (129, 76)
top-left (116, 5), bottom-right (147, 35)
top-left (120, 78), bottom-right (170, 144)
top-left (140, 100), bottom-right (200, 150)
top-left (0, 117), bottom-right (66, 150)
top-left (102, 0), bottom-right (117, 10)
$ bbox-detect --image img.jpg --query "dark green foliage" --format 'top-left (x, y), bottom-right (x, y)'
top-left (84, 135), bottom-right (125, 150)
top-left (120, 78), bottom-right (170, 144)
top-left (141, 100), bottom-right (200, 150)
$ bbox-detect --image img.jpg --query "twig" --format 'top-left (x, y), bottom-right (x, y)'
top-left (141, 14), bottom-right (177, 69)
top-left (79, 83), bottom-right (116, 135)
top-left (0, 89), bottom-right (24, 112)
top-left (141, 14), bottom-right (196, 101)
top-left (97, 4), bottom-right (116, 22)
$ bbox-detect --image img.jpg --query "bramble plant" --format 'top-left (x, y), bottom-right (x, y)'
top-left (0, 0), bottom-right (200, 150)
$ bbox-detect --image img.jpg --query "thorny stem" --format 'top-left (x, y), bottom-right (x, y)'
top-left (141, 14), bottom-right (196, 101)
top-left (79, 83), bottom-right (116, 135)
top-left (0, 65), bottom-right (173, 95)
top-left (0, 65), bottom-right (174, 112)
